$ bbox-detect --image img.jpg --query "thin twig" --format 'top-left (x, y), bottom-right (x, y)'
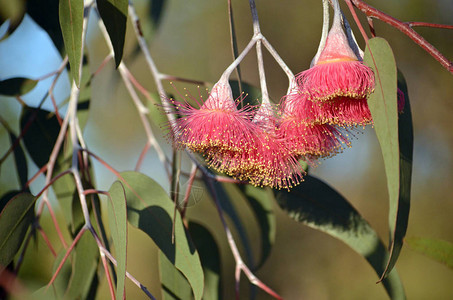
top-left (46, 227), bottom-right (87, 290)
top-left (100, 251), bottom-right (116, 300)
top-left (405, 21), bottom-right (453, 29)
top-left (180, 164), bottom-right (198, 219)
top-left (348, 0), bottom-right (453, 74)
top-left (204, 177), bottom-right (282, 300)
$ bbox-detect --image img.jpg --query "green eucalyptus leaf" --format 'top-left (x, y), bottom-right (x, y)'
top-left (50, 249), bottom-right (73, 298)
top-left (77, 54), bottom-right (92, 130)
top-left (27, 0), bottom-right (64, 52)
top-left (0, 77), bottom-right (38, 96)
top-left (108, 181), bottom-right (128, 299)
top-left (229, 80), bottom-right (261, 107)
top-left (159, 251), bottom-right (193, 300)
top-left (234, 185), bottom-right (276, 270)
top-left (96, 0), bottom-right (128, 67)
top-left (59, 0), bottom-right (84, 86)
top-left (71, 189), bottom-right (86, 236)
top-left (0, 190), bottom-right (21, 213)
top-left (209, 181), bottom-right (255, 267)
top-left (149, 0), bottom-right (166, 27)
top-left (147, 92), bottom-right (168, 129)
top-left (188, 222), bottom-right (221, 300)
top-left (8, 133), bottom-right (28, 188)
top-left (0, 0), bottom-right (26, 34)
top-left (0, 193), bottom-right (35, 268)
top-left (406, 237), bottom-right (453, 269)
top-left (364, 38), bottom-right (411, 280)
top-left (119, 171), bottom-right (204, 300)
top-left (66, 230), bottom-right (99, 299)
top-left (275, 175), bottom-right (406, 299)
top-left (227, 1), bottom-right (242, 96)
top-left (20, 107), bottom-right (61, 169)
top-left (52, 138), bottom-right (75, 224)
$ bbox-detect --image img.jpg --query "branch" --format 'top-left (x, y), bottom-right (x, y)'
top-left (405, 22), bottom-right (453, 30)
top-left (348, 0), bottom-right (453, 74)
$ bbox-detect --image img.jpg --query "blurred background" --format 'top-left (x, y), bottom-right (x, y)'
top-left (1, 0), bottom-right (452, 299)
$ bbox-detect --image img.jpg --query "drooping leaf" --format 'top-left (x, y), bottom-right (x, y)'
top-left (59, 0), bottom-right (84, 86)
top-left (275, 175), bottom-right (406, 299)
top-left (159, 251), bottom-right (192, 300)
top-left (406, 237), bottom-right (453, 269)
top-left (91, 189), bottom-right (117, 283)
top-left (229, 80), bottom-right (261, 108)
top-left (227, 0), bottom-right (243, 96)
top-left (0, 190), bottom-right (21, 213)
top-left (20, 107), bottom-right (61, 169)
top-left (239, 185), bottom-right (276, 270)
top-left (52, 137), bottom-right (75, 224)
top-left (0, 193), bottom-right (35, 268)
top-left (77, 54), bottom-right (92, 130)
top-left (364, 38), bottom-right (411, 280)
top-left (129, 0), bottom-right (167, 58)
top-left (96, 0), bottom-right (128, 67)
top-left (71, 189), bottom-right (86, 236)
top-left (0, 77), bottom-right (38, 96)
top-left (149, 0), bottom-right (166, 27)
top-left (188, 222), bottom-right (221, 300)
top-left (0, 0), bottom-right (26, 34)
top-left (77, 85), bottom-right (91, 130)
top-left (108, 181), bottom-right (128, 299)
top-left (27, 0), bottom-right (64, 52)
top-left (8, 133), bottom-right (28, 188)
top-left (66, 229), bottom-right (99, 299)
top-left (209, 181), bottom-right (255, 267)
top-left (117, 171), bottom-right (204, 300)
top-left (50, 249), bottom-right (73, 298)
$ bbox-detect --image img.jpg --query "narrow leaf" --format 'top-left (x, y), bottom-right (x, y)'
top-left (406, 237), bottom-right (453, 269)
top-left (0, 77), bottom-right (38, 96)
top-left (118, 171), bottom-right (204, 300)
top-left (0, 191), bottom-right (21, 213)
top-left (20, 107), bottom-right (61, 169)
top-left (0, 193), bottom-right (35, 268)
top-left (209, 181), bottom-right (255, 267)
top-left (8, 133), bottom-right (28, 188)
top-left (66, 230), bottom-right (99, 299)
top-left (149, 0), bottom-right (166, 27)
top-left (159, 252), bottom-right (192, 300)
top-left (96, 0), bottom-right (128, 67)
top-left (108, 181), bottom-right (128, 299)
top-left (147, 92), bottom-right (168, 128)
top-left (188, 222), bottom-right (221, 300)
top-left (52, 138), bottom-right (76, 224)
top-left (363, 37), bottom-right (411, 280)
top-left (229, 80), bottom-right (261, 108)
top-left (238, 185), bottom-right (276, 269)
top-left (27, 0), bottom-right (65, 52)
top-left (275, 175), bottom-right (406, 299)
top-left (77, 54), bottom-right (92, 130)
top-left (50, 249), bottom-right (73, 298)
top-left (59, 0), bottom-right (84, 86)
top-left (227, 0), bottom-right (243, 96)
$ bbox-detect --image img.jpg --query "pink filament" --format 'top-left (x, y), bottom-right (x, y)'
top-left (296, 60), bottom-right (375, 103)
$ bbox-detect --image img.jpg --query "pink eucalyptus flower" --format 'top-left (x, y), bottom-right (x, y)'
top-left (169, 81), bottom-right (257, 156)
top-left (244, 103), bottom-right (305, 189)
top-left (284, 89), bottom-right (372, 127)
top-left (277, 93), bottom-right (350, 159)
top-left (295, 6), bottom-right (375, 127)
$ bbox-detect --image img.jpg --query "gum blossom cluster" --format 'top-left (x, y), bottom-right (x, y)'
top-left (166, 2), bottom-right (403, 190)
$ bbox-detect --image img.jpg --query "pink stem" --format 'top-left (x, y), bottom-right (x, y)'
top-left (348, 0), bottom-right (453, 74)
top-left (46, 227), bottom-right (86, 290)
top-left (38, 227), bottom-right (57, 257)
